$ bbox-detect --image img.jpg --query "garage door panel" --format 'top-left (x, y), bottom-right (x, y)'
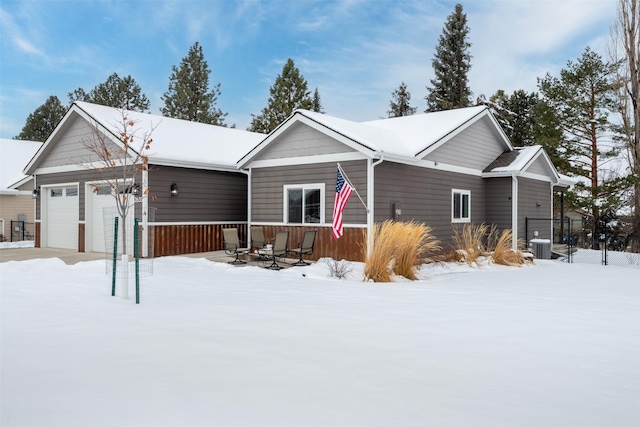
top-left (46, 186), bottom-right (78, 250)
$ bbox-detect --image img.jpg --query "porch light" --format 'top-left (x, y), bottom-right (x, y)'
top-left (130, 184), bottom-right (140, 196)
top-left (32, 189), bottom-right (39, 199)
top-left (170, 183), bottom-right (178, 197)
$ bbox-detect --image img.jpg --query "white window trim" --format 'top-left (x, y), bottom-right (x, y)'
top-left (283, 183), bottom-right (325, 224)
top-left (451, 189), bottom-right (471, 223)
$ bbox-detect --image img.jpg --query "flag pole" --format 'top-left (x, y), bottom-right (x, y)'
top-left (337, 163), bottom-right (368, 212)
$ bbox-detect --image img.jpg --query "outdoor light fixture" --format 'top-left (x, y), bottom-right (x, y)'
top-left (170, 183), bottom-right (178, 197)
top-left (32, 189), bottom-right (39, 199)
top-left (130, 184), bottom-right (140, 196)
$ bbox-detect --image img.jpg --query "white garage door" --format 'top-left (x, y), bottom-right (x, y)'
top-left (90, 186), bottom-right (134, 254)
top-left (47, 186), bottom-right (79, 249)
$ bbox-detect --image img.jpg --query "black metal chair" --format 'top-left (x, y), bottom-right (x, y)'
top-left (288, 230), bottom-right (317, 266)
top-left (223, 228), bottom-right (250, 265)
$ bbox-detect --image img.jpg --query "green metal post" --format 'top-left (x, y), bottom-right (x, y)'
top-left (111, 217), bottom-right (119, 296)
top-left (135, 218), bottom-right (140, 304)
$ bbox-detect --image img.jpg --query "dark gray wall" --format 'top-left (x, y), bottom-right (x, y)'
top-left (374, 162), bottom-right (486, 247)
top-left (484, 177), bottom-right (512, 231)
top-left (149, 165), bottom-right (248, 222)
top-left (518, 177), bottom-right (552, 242)
top-left (251, 160), bottom-right (368, 224)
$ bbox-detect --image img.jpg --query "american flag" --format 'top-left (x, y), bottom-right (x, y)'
top-left (332, 168), bottom-right (353, 239)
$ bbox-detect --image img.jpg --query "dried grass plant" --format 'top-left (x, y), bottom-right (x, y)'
top-left (392, 221), bottom-right (441, 280)
top-left (451, 223), bottom-right (489, 265)
top-left (364, 220), bottom-right (440, 282)
top-left (490, 229), bottom-right (526, 266)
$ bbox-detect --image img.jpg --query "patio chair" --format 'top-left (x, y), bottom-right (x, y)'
top-left (288, 230), bottom-right (317, 266)
top-left (251, 226), bottom-right (266, 250)
top-left (251, 226), bottom-right (271, 261)
top-left (262, 231), bottom-right (289, 270)
top-left (223, 228), bottom-right (250, 265)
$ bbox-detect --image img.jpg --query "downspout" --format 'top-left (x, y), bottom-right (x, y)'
top-left (511, 174), bottom-right (518, 251)
top-left (243, 168), bottom-right (252, 245)
top-left (367, 154), bottom-right (384, 256)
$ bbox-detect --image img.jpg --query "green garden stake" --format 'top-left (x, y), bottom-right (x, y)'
top-left (135, 218), bottom-right (140, 304)
top-left (111, 217), bottom-right (119, 296)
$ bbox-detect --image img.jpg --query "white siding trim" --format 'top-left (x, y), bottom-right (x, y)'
top-left (248, 152), bottom-right (367, 168)
top-left (511, 175), bottom-right (519, 250)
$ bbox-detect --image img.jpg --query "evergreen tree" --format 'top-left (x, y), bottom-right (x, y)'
top-left (68, 73), bottom-right (150, 112)
top-left (538, 47), bottom-right (622, 246)
top-left (486, 89), bottom-right (539, 147)
top-left (15, 96), bottom-right (66, 142)
top-left (161, 42), bottom-right (227, 126)
top-left (425, 3), bottom-right (473, 112)
top-left (312, 87), bottom-right (324, 113)
top-left (388, 82), bottom-right (417, 117)
top-left (249, 58), bottom-right (313, 133)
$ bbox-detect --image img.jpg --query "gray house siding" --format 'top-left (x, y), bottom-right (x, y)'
top-left (149, 165), bottom-right (247, 222)
top-left (484, 177), bottom-right (513, 231)
top-left (40, 115), bottom-right (120, 169)
top-left (374, 162), bottom-right (486, 247)
top-left (422, 116), bottom-right (506, 170)
top-left (251, 160), bottom-right (368, 224)
top-left (518, 177), bottom-right (552, 244)
top-left (255, 122), bottom-right (353, 161)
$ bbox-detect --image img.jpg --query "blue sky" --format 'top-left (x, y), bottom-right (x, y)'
top-left (0, 0), bottom-right (616, 139)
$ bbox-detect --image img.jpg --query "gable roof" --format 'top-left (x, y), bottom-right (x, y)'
top-left (0, 138), bottom-right (43, 195)
top-left (25, 102), bottom-right (265, 174)
top-left (482, 145), bottom-right (561, 182)
top-left (238, 106), bottom-right (511, 167)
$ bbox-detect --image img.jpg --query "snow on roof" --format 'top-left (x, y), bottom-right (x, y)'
top-left (0, 138), bottom-right (43, 193)
top-left (75, 102), bottom-right (265, 169)
top-left (295, 106), bottom-right (488, 158)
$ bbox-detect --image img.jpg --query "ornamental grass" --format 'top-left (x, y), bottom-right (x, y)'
top-left (490, 228), bottom-right (526, 267)
top-left (451, 223), bottom-right (489, 265)
top-left (364, 220), bottom-right (440, 282)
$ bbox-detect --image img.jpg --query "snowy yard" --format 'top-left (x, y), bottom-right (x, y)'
top-left (1, 255), bottom-right (639, 427)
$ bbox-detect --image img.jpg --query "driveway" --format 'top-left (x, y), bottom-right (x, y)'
top-left (0, 247), bottom-right (106, 265)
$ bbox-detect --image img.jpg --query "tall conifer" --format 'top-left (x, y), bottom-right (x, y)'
top-left (161, 42), bottom-right (227, 126)
top-left (388, 82), bottom-right (417, 117)
top-left (425, 3), bottom-right (473, 112)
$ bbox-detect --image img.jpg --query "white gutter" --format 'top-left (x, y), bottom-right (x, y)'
top-left (367, 154), bottom-right (384, 256)
top-left (244, 168), bottom-right (252, 245)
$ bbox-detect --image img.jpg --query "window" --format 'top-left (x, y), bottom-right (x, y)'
top-left (65, 187), bottom-right (78, 197)
top-left (50, 189), bottom-right (63, 197)
top-left (284, 184), bottom-right (324, 224)
top-left (452, 189), bottom-right (470, 223)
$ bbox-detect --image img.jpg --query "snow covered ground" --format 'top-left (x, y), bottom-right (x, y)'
top-left (1, 255), bottom-right (639, 427)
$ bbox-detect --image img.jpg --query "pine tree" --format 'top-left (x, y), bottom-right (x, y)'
top-left (161, 42), bottom-right (227, 126)
top-left (249, 58), bottom-right (313, 133)
top-left (312, 87), bottom-right (324, 113)
top-left (425, 3), bottom-right (473, 112)
top-left (388, 82), bottom-right (417, 117)
top-left (68, 73), bottom-right (150, 112)
top-left (538, 47), bottom-right (622, 246)
top-left (15, 96), bottom-right (66, 142)
top-left (487, 89), bottom-right (538, 147)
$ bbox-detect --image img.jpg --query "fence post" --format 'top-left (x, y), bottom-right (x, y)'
top-left (135, 218), bottom-right (140, 305)
top-left (111, 217), bottom-right (118, 296)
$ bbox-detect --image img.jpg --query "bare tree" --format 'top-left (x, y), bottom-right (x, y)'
top-left (82, 112), bottom-right (156, 296)
top-left (610, 0), bottom-right (639, 251)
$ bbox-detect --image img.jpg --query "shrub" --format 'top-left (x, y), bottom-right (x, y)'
top-left (364, 220), bottom-right (440, 282)
top-left (392, 221), bottom-right (440, 280)
top-left (490, 229), bottom-right (526, 266)
top-left (325, 259), bottom-right (353, 279)
top-left (451, 223), bottom-right (489, 265)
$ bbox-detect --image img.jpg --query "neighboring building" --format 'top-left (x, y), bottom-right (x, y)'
top-left (0, 139), bottom-right (43, 241)
top-left (238, 106), bottom-right (570, 261)
top-left (24, 102), bottom-right (264, 256)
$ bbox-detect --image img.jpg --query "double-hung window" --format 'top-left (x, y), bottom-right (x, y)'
top-left (284, 184), bottom-right (324, 224)
top-left (452, 189), bottom-right (471, 223)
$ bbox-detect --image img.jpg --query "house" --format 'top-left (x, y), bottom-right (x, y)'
top-left (24, 102), bottom-right (264, 256)
top-left (0, 138), bottom-right (43, 241)
top-left (238, 106), bottom-right (570, 261)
